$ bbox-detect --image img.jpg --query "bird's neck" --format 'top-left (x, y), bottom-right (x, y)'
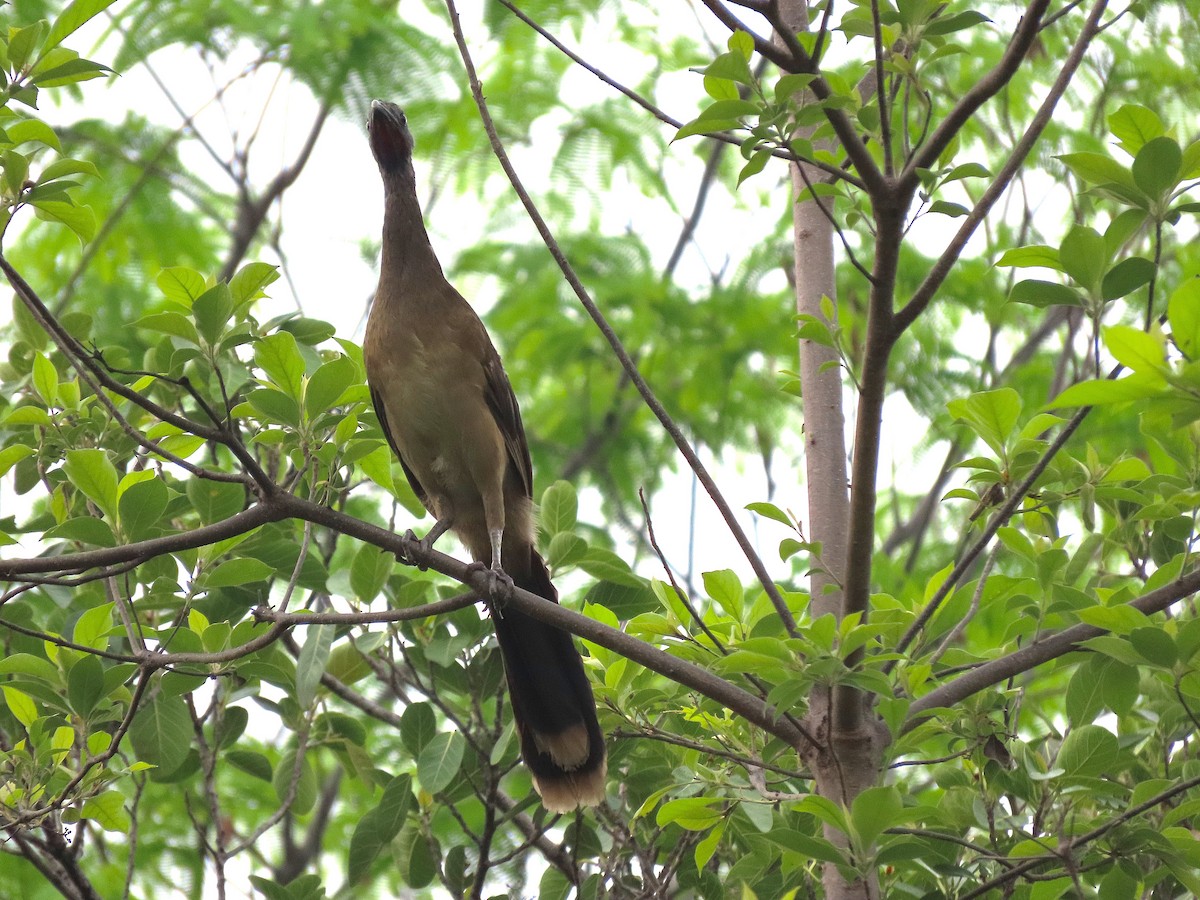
top-left (378, 174), bottom-right (445, 298)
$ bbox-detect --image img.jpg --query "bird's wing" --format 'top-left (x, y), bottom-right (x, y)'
top-left (369, 384), bottom-right (432, 513)
top-left (480, 343), bottom-right (534, 501)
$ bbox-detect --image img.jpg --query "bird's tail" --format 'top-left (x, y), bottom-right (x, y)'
top-left (491, 546), bottom-right (607, 812)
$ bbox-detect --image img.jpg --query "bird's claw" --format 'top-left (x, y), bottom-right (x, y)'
top-left (403, 528), bottom-right (430, 570)
top-left (467, 561), bottom-right (514, 611)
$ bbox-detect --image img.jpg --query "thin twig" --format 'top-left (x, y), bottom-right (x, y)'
top-left (639, 488), bottom-right (728, 654)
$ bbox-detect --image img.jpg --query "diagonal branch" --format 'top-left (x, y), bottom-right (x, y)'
top-left (905, 564), bottom-right (1200, 728)
top-left (895, 0), bottom-right (1108, 335)
top-left (272, 489), bottom-right (817, 749)
top-left (900, 0), bottom-right (1054, 185)
top-left (219, 102), bottom-right (332, 282)
top-left (442, 0), bottom-right (800, 638)
top-left (0, 502), bottom-right (284, 577)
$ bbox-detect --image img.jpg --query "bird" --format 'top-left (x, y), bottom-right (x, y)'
top-left (362, 100), bottom-right (606, 812)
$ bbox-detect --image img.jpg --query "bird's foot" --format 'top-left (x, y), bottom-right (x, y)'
top-left (403, 529), bottom-right (431, 570)
top-left (466, 561), bottom-right (514, 611)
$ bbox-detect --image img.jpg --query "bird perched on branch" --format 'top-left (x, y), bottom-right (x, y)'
top-left (362, 100), bottom-right (606, 812)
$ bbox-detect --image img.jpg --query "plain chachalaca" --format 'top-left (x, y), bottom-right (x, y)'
top-left (362, 100), bottom-right (606, 812)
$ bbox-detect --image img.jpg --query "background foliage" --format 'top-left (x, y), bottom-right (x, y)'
top-left (1, 0), bottom-right (1200, 897)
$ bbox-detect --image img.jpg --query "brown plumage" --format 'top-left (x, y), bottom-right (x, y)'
top-left (362, 100), bottom-right (606, 812)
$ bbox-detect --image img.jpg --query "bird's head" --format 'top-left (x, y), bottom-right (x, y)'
top-left (368, 100), bottom-right (415, 177)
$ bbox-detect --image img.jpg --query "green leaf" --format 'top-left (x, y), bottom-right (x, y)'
top-left (546, 532), bottom-right (586, 569)
top-left (850, 785), bottom-right (902, 848)
top-left (44, 516), bottom-right (117, 547)
top-left (1108, 104), bottom-right (1165, 155)
top-left (134, 312), bottom-right (200, 344)
top-left (72, 602), bottom-right (113, 651)
top-left (31, 350), bottom-right (58, 405)
top-left (1009, 279), bottom-right (1081, 308)
top-left (227, 750), bottom-right (273, 782)
top-left (63, 448), bottom-right (119, 520)
top-left (928, 200), bottom-right (969, 217)
top-left (401, 702), bottom-right (437, 756)
top-left (3, 686), bottom-right (38, 728)
top-left (346, 775), bottom-right (413, 883)
top-left (693, 818), bottom-right (726, 870)
top-left (703, 51), bottom-right (753, 85)
top-left (186, 479), bottom-right (246, 524)
top-left (727, 30), bottom-right (754, 59)
top-left (45, 0), bottom-right (119, 53)
top-left (702, 569), bottom-right (743, 619)
top-left (540, 480), bottom-right (578, 535)
top-left (203, 557), bottom-right (275, 588)
top-left (192, 283), bottom-right (234, 347)
top-left (1066, 655), bottom-right (1137, 725)
top-left (1050, 374), bottom-right (1163, 407)
top-left (1058, 152), bottom-right (1134, 189)
top-left (1059, 225), bottom-right (1106, 292)
top-left (746, 501), bottom-right (793, 526)
top-left (1129, 626), bottom-right (1176, 668)
top-left (31, 57), bottom-right (110, 87)
top-left (255, 332), bottom-right (306, 399)
top-left (995, 245), bottom-right (1061, 270)
top-left (68, 654), bottom-right (104, 716)
top-left (129, 690), bottom-right (192, 774)
top-left (31, 199), bottom-right (95, 243)
top-left (296, 624), bottom-right (334, 709)
top-left (1077, 604), bottom-right (1152, 635)
top-left (78, 790), bottom-right (130, 832)
top-left (417, 731), bottom-right (465, 794)
top-left (737, 148), bottom-right (771, 186)
top-left (0, 653), bottom-right (60, 683)
top-left (1131, 136), bottom-right (1182, 201)
top-left (229, 262), bottom-right (280, 306)
top-left (656, 796), bottom-right (724, 830)
top-left (38, 157), bottom-right (98, 184)
top-left (947, 388), bottom-right (1021, 458)
top-left (118, 476), bottom-right (169, 541)
top-left (1169, 279), bottom-right (1200, 358)
top-left (1056, 724), bottom-right (1118, 776)
top-left (350, 543), bottom-right (392, 603)
top-left (8, 22), bottom-right (48, 74)
top-left (762, 827), bottom-right (848, 865)
top-left (304, 356), bottom-right (356, 421)
top-left (924, 9), bottom-right (989, 35)
top-left (5, 118), bottom-right (58, 151)
top-left (774, 72), bottom-right (814, 102)
top-left (1103, 325), bottom-right (1165, 376)
top-left (0, 443), bottom-right (34, 477)
top-left (1101, 256), bottom-right (1154, 301)
top-left (156, 267), bottom-right (206, 305)
top-left (578, 547), bottom-right (643, 587)
top-left (246, 387), bottom-right (301, 427)
top-left (273, 747), bottom-right (318, 815)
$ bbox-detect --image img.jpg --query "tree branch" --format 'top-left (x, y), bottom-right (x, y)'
top-left (901, 0), bottom-right (1054, 185)
top-left (272, 490), bottom-right (814, 749)
top-left (906, 565), bottom-right (1200, 727)
top-left (895, 0), bottom-right (1108, 334)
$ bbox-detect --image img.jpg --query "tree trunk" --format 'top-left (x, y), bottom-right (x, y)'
top-left (775, 2), bottom-right (884, 895)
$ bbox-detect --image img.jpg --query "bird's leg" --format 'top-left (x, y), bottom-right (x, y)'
top-left (488, 527), bottom-right (504, 573)
top-left (466, 525), bottom-right (514, 609)
top-left (403, 514), bottom-right (454, 570)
